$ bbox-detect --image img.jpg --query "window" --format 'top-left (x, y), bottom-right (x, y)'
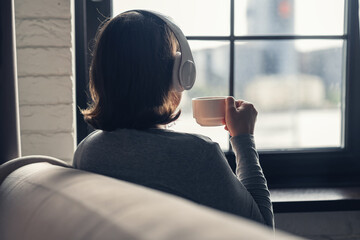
top-left (75, 0), bottom-right (360, 187)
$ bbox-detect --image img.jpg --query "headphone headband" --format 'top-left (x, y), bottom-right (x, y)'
top-left (123, 10), bottom-right (196, 92)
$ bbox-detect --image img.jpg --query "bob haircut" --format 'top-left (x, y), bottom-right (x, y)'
top-left (82, 11), bottom-right (181, 131)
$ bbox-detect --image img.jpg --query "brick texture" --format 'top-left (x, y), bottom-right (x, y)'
top-left (16, 19), bottom-right (71, 47)
top-left (21, 132), bottom-right (75, 163)
top-left (19, 104), bottom-right (73, 132)
top-left (17, 48), bottom-right (72, 76)
top-left (15, 0), bottom-right (70, 19)
top-left (18, 76), bottom-right (73, 105)
top-left (15, 0), bottom-right (74, 163)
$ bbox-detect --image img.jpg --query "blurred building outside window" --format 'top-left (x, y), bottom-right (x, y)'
top-left (113, 0), bottom-right (345, 151)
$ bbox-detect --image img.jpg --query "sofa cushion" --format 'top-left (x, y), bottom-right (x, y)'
top-left (0, 157), bottom-right (305, 240)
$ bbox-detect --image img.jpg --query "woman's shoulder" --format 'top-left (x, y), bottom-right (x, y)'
top-left (74, 128), bottom-right (219, 158)
top-left (157, 129), bottom-right (223, 157)
top-left (155, 128), bottom-right (216, 146)
top-left (73, 130), bottom-right (101, 166)
top-left (76, 130), bottom-right (103, 148)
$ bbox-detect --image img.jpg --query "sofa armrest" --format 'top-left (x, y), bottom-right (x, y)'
top-left (0, 155), bottom-right (70, 185)
top-left (0, 160), bottom-right (305, 240)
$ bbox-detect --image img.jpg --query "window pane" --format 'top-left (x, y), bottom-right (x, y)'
top-left (235, 0), bottom-right (345, 36)
top-left (171, 41), bottom-right (230, 150)
top-left (234, 40), bottom-right (343, 149)
top-left (112, 0), bottom-right (230, 36)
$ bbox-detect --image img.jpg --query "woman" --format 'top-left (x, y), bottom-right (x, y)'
top-left (73, 10), bottom-right (274, 228)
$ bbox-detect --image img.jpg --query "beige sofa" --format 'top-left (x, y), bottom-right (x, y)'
top-left (0, 156), bottom-right (304, 240)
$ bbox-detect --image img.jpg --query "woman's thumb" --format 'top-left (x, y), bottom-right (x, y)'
top-left (226, 97), bottom-right (236, 113)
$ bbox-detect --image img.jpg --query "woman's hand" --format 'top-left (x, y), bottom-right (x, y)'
top-left (223, 97), bottom-right (258, 137)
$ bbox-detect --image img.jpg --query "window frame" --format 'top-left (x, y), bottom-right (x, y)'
top-left (75, 0), bottom-right (360, 188)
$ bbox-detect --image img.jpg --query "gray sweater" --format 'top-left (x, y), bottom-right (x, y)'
top-left (73, 128), bottom-right (274, 227)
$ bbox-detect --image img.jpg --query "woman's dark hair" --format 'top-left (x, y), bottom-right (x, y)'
top-left (82, 11), bottom-right (181, 131)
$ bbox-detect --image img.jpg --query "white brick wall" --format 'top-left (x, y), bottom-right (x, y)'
top-left (15, 0), bottom-right (75, 163)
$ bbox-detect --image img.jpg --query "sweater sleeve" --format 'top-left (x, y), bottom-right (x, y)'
top-left (230, 134), bottom-right (274, 228)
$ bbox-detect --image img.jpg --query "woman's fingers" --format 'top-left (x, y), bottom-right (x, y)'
top-left (235, 100), bottom-right (243, 108)
top-left (224, 97), bottom-right (257, 136)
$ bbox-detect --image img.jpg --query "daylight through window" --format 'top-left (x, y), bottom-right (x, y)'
top-left (112, 0), bottom-right (345, 151)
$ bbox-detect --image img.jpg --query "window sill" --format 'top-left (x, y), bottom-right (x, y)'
top-left (270, 187), bottom-right (360, 213)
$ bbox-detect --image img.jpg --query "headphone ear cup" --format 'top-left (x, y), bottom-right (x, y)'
top-left (180, 60), bottom-right (196, 90)
top-left (172, 52), bottom-right (183, 92)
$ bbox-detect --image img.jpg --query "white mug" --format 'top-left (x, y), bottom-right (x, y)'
top-left (192, 96), bottom-right (227, 126)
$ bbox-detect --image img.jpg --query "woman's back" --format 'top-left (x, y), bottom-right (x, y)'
top-left (74, 129), bottom-right (272, 227)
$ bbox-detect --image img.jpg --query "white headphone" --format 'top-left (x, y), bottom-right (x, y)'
top-left (129, 10), bottom-right (196, 92)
